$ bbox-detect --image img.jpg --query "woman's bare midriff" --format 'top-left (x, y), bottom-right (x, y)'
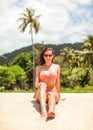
top-left (40, 78), bottom-right (57, 92)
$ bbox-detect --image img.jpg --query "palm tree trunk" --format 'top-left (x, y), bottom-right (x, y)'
top-left (30, 25), bottom-right (35, 88)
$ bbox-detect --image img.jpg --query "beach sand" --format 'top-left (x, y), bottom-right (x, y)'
top-left (0, 93), bottom-right (93, 130)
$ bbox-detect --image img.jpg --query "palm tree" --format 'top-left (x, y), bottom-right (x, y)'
top-left (18, 8), bottom-right (41, 87)
top-left (82, 35), bottom-right (93, 51)
top-left (60, 47), bottom-right (73, 69)
top-left (60, 47), bottom-right (81, 69)
top-left (81, 35), bottom-right (93, 68)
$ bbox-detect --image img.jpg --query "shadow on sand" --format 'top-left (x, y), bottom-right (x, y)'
top-left (31, 100), bottom-right (55, 121)
top-left (31, 100), bottom-right (41, 114)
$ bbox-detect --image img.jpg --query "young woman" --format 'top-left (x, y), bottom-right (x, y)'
top-left (34, 48), bottom-right (60, 118)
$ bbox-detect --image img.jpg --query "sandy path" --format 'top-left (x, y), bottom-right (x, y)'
top-left (0, 93), bottom-right (93, 130)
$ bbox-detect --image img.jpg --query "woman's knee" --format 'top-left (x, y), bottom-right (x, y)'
top-left (47, 92), bottom-right (59, 102)
top-left (39, 82), bottom-right (47, 91)
top-left (47, 92), bottom-right (54, 99)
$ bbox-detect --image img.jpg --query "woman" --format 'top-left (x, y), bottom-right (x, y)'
top-left (34, 48), bottom-right (60, 118)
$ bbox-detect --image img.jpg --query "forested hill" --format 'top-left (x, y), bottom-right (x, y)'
top-left (0, 42), bottom-right (83, 65)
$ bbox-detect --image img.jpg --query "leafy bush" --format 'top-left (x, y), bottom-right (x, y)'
top-left (0, 86), bottom-right (5, 91)
top-left (60, 69), bottom-right (71, 88)
top-left (0, 65), bottom-right (27, 90)
top-left (9, 65), bottom-right (27, 89)
top-left (67, 67), bottom-right (90, 88)
top-left (9, 52), bottom-right (33, 88)
top-left (61, 67), bottom-right (91, 88)
top-left (9, 52), bottom-right (33, 71)
top-left (0, 66), bottom-right (16, 90)
top-left (86, 67), bottom-right (93, 86)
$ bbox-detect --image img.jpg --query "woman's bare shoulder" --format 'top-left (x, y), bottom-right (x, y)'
top-left (53, 64), bottom-right (60, 68)
top-left (36, 65), bottom-right (44, 70)
top-left (36, 65), bottom-right (41, 70)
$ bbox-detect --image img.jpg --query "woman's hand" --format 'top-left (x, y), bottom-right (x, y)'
top-left (35, 82), bottom-right (47, 89)
top-left (35, 82), bottom-right (41, 88)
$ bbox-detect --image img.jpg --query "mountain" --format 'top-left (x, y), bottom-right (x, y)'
top-left (0, 42), bottom-right (83, 65)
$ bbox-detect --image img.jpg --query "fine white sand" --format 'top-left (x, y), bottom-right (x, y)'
top-left (0, 93), bottom-right (93, 130)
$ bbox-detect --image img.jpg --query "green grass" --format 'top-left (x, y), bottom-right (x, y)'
top-left (0, 88), bottom-right (35, 93)
top-left (61, 86), bottom-right (93, 93)
top-left (0, 86), bottom-right (93, 93)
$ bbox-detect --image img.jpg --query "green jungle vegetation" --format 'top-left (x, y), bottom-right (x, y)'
top-left (0, 8), bottom-right (93, 93)
top-left (0, 40), bottom-right (93, 93)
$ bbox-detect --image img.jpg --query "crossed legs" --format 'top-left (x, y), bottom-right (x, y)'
top-left (35, 83), bottom-right (60, 117)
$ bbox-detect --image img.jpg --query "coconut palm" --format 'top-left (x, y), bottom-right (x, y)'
top-left (60, 47), bottom-right (81, 69)
top-left (81, 35), bottom-right (93, 68)
top-left (82, 35), bottom-right (93, 51)
top-left (60, 47), bottom-right (73, 69)
top-left (18, 8), bottom-right (41, 87)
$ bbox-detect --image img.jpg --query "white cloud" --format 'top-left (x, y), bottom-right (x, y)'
top-left (0, 0), bottom-right (93, 55)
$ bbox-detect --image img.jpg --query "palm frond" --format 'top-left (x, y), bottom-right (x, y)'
top-left (18, 22), bottom-right (28, 33)
top-left (32, 19), bottom-right (41, 33)
top-left (21, 12), bottom-right (28, 18)
top-left (35, 15), bottom-right (42, 18)
top-left (25, 8), bottom-right (35, 18)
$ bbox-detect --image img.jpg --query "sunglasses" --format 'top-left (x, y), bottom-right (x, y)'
top-left (44, 54), bottom-right (53, 57)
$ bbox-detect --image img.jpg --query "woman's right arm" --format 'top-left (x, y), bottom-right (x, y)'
top-left (35, 66), bottom-right (41, 88)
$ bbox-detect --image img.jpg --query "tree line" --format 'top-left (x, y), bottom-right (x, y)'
top-left (0, 42), bottom-right (83, 65)
top-left (0, 8), bottom-right (93, 91)
top-left (0, 36), bottom-right (93, 91)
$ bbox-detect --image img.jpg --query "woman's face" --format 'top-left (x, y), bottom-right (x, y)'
top-left (43, 50), bottom-right (54, 63)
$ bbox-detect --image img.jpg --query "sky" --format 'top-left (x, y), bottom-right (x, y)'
top-left (0, 0), bottom-right (93, 55)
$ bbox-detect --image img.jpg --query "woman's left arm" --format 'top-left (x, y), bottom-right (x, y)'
top-left (56, 65), bottom-right (60, 94)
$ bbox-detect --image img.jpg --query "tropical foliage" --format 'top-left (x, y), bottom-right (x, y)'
top-left (0, 65), bottom-right (27, 90)
top-left (0, 7), bottom-right (93, 92)
top-left (81, 35), bottom-right (93, 68)
top-left (59, 35), bottom-right (93, 89)
top-left (9, 52), bottom-right (33, 88)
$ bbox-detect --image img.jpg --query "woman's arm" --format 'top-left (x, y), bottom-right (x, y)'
top-left (55, 65), bottom-right (60, 94)
top-left (35, 66), bottom-right (41, 88)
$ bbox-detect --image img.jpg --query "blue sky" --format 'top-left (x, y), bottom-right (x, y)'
top-left (0, 0), bottom-right (93, 55)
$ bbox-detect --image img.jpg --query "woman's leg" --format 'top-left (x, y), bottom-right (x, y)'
top-left (47, 92), bottom-right (60, 117)
top-left (36, 83), bottom-right (47, 117)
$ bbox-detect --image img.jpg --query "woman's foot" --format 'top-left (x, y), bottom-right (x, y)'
top-left (47, 112), bottom-right (55, 118)
top-left (41, 110), bottom-right (47, 117)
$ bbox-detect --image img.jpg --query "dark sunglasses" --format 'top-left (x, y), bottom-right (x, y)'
top-left (44, 54), bottom-right (53, 57)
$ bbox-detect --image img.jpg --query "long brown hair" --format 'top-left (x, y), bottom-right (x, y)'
top-left (39, 47), bottom-right (55, 65)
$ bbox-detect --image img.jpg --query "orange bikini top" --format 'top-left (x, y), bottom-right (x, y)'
top-left (40, 73), bottom-right (57, 81)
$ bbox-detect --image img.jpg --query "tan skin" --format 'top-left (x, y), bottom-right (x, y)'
top-left (35, 50), bottom-right (60, 117)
